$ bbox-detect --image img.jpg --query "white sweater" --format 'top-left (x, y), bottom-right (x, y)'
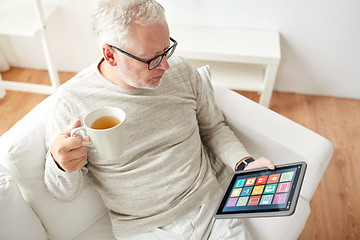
top-left (44, 56), bottom-right (250, 237)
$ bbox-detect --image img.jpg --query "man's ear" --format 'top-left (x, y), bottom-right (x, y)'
top-left (102, 45), bottom-right (117, 66)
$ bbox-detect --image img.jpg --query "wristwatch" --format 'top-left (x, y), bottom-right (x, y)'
top-left (236, 157), bottom-right (255, 171)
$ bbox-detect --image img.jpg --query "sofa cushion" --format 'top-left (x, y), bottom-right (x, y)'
top-left (197, 64), bottom-right (213, 92)
top-left (0, 96), bottom-right (110, 240)
top-left (0, 164), bottom-right (47, 240)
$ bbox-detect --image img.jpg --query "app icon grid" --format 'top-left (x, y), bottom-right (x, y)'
top-left (225, 170), bottom-right (295, 208)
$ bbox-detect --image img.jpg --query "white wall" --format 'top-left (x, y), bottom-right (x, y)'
top-left (1, 0), bottom-right (359, 99)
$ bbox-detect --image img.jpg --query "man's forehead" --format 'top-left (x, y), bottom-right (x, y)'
top-left (129, 23), bottom-right (170, 56)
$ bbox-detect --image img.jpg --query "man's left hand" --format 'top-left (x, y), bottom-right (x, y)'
top-left (244, 157), bottom-right (275, 171)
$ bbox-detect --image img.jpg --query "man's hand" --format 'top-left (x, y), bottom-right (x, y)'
top-left (244, 157), bottom-right (275, 171)
top-left (50, 120), bottom-right (90, 172)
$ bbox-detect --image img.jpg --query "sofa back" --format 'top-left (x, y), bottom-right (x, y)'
top-left (0, 96), bottom-right (109, 240)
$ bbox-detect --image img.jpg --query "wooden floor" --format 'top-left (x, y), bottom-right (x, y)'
top-left (1, 67), bottom-right (360, 239)
top-left (239, 91), bottom-right (360, 240)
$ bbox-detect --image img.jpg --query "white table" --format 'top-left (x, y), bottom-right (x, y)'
top-left (0, 0), bottom-right (60, 98)
top-left (170, 25), bottom-right (281, 107)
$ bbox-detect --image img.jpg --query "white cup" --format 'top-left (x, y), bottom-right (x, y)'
top-left (71, 107), bottom-right (126, 159)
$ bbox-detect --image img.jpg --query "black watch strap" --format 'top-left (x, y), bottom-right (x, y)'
top-left (236, 157), bottom-right (255, 171)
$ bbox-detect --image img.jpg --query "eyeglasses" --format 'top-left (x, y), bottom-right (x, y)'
top-left (108, 37), bottom-right (178, 70)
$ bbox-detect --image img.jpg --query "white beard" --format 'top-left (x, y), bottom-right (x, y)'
top-left (115, 67), bottom-right (161, 89)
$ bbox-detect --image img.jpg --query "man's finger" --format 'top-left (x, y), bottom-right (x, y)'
top-left (60, 133), bottom-right (85, 152)
top-left (67, 155), bottom-right (88, 173)
top-left (257, 157), bottom-right (275, 170)
top-left (61, 120), bottom-right (82, 137)
top-left (67, 145), bottom-right (89, 161)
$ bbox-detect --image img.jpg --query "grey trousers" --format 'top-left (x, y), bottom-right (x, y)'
top-left (117, 187), bottom-right (252, 240)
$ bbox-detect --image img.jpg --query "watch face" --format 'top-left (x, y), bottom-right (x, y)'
top-left (245, 158), bottom-right (255, 165)
top-left (237, 162), bottom-right (245, 171)
top-left (237, 158), bottom-right (255, 171)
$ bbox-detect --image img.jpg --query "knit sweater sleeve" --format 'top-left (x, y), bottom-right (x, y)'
top-left (186, 60), bottom-right (251, 169)
top-left (44, 89), bottom-right (85, 202)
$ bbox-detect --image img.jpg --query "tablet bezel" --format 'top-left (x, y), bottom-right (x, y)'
top-left (214, 161), bottom-right (307, 219)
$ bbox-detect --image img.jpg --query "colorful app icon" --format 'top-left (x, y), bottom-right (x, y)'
top-left (263, 184), bottom-right (277, 194)
top-left (252, 185), bottom-right (265, 195)
top-left (273, 193), bottom-right (288, 204)
top-left (256, 175), bottom-right (268, 185)
top-left (260, 194), bottom-right (274, 205)
top-left (240, 187), bottom-right (253, 196)
top-left (226, 198), bottom-right (238, 207)
top-left (248, 196), bottom-right (261, 206)
top-left (235, 179), bottom-right (246, 188)
top-left (280, 172), bottom-right (294, 182)
top-left (276, 182), bottom-right (291, 193)
top-left (230, 188), bottom-right (242, 197)
top-left (267, 174), bottom-right (280, 184)
top-left (236, 197), bottom-right (249, 206)
top-left (245, 177), bottom-right (256, 186)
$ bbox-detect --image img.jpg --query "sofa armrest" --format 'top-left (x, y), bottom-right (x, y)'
top-left (213, 83), bottom-right (333, 202)
top-left (0, 95), bottom-right (110, 240)
top-left (0, 165), bottom-right (47, 240)
top-left (245, 196), bottom-right (311, 240)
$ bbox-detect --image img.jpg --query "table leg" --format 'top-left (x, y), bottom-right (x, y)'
top-left (260, 65), bottom-right (278, 107)
top-left (0, 73), bottom-right (7, 98)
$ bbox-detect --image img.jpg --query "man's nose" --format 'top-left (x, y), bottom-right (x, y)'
top-left (156, 56), bottom-right (170, 70)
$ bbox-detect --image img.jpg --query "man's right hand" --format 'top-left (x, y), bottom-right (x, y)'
top-left (50, 120), bottom-right (89, 172)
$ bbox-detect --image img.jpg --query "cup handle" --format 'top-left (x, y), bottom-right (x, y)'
top-left (70, 126), bottom-right (94, 148)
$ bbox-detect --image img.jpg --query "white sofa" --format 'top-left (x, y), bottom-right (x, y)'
top-left (0, 68), bottom-right (333, 240)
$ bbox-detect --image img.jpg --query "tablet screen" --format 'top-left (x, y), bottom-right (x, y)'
top-left (215, 161), bottom-right (306, 218)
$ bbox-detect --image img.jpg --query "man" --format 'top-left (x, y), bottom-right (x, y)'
top-left (45, 0), bottom-right (274, 239)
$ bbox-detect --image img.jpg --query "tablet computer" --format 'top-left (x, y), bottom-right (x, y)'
top-left (214, 161), bottom-right (307, 219)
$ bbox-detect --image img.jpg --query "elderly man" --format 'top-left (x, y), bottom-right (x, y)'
top-left (45, 0), bottom-right (274, 239)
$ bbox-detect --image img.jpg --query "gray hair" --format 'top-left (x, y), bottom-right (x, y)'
top-left (92, 0), bottom-right (166, 48)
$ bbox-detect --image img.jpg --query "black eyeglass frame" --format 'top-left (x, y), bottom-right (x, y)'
top-left (108, 37), bottom-right (178, 70)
